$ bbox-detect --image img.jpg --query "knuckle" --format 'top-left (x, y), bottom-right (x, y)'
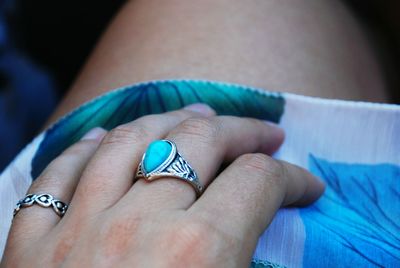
top-left (31, 168), bottom-right (66, 192)
top-left (237, 153), bottom-right (286, 187)
top-left (173, 117), bottom-right (220, 143)
top-left (237, 153), bottom-right (271, 174)
top-left (99, 215), bottom-right (142, 256)
top-left (51, 230), bottom-right (78, 264)
top-left (102, 123), bottom-right (149, 146)
top-left (163, 220), bottom-right (212, 263)
top-left (163, 218), bottom-right (237, 266)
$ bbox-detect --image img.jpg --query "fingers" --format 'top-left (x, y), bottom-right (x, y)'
top-left (69, 105), bottom-right (216, 215)
top-left (124, 116), bottom-right (284, 211)
top-left (189, 153), bottom-right (325, 259)
top-left (9, 128), bottom-right (106, 245)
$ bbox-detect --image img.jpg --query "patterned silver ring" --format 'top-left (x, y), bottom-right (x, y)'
top-left (13, 193), bottom-right (68, 217)
top-left (135, 140), bottom-right (204, 196)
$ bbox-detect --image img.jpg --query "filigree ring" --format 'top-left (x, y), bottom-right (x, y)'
top-left (13, 193), bottom-right (68, 217)
top-left (135, 140), bottom-right (203, 196)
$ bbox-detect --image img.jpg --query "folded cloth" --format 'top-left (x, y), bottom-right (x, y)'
top-left (1, 80), bottom-right (399, 267)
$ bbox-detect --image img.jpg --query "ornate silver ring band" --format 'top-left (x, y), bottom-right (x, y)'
top-left (14, 193), bottom-right (68, 217)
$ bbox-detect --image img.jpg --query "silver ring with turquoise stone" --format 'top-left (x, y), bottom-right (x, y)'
top-left (135, 140), bottom-right (204, 196)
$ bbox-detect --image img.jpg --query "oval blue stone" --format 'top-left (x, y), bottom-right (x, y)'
top-left (143, 140), bottom-right (173, 173)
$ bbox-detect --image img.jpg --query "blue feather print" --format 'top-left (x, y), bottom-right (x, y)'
top-left (301, 155), bottom-right (400, 267)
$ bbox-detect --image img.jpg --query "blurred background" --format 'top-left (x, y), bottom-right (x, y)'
top-left (0, 0), bottom-right (399, 171)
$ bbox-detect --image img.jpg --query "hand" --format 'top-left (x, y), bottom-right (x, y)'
top-left (1, 104), bottom-right (324, 267)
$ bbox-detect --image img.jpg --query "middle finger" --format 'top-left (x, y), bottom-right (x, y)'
top-left (123, 116), bottom-right (284, 211)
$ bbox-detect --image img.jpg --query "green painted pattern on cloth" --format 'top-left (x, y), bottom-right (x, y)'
top-left (32, 79), bottom-right (285, 179)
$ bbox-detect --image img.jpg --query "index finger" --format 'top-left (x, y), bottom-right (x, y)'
top-left (188, 153), bottom-right (325, 260)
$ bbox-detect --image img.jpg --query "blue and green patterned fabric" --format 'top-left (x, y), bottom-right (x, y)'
top-left (1, 79), bottom-right (399, 267)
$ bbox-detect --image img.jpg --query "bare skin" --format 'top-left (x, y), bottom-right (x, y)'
top-left (46, 0), bottom-right (387, 125)
top-left (1, 0), bottom-right (387, 267)
top-left (1, 105), bottom-right (325, 267)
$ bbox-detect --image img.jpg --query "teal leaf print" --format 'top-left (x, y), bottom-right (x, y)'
top-left (31, 79), bottom-right (284, 179)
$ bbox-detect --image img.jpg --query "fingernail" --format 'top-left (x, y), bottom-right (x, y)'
top-left (315, 176), bottom-right (326, 192)
top-left (262, 121), bottom-right (285, 153)
top-left (81, 127), bottom-right (107, 141)
top-left (184, 103), bottom-right (216, 116)
top-left (264, 121), bottom-right (285, 139)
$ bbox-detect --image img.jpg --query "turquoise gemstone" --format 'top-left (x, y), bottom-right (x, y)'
top-left (143, 140), bottom-right (173, 173)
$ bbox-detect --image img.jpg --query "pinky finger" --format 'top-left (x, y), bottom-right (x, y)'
top-left (6, 128), bottom-right (106, 247)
